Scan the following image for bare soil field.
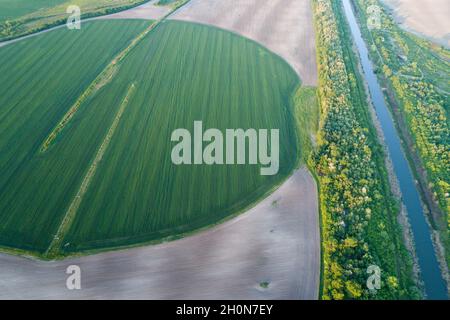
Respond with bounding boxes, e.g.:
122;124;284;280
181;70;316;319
0;168;319;299
382;0;450;47
170;0;318;86
2;0;320;85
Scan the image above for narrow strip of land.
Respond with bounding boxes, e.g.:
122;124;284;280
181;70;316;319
45;83;137;258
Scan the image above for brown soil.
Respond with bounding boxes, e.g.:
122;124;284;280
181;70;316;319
0;168;319;299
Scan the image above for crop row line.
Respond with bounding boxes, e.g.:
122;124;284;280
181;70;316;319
45;82;137;258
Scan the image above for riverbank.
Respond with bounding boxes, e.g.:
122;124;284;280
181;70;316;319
342;0;447;299
351;0;450;296
312;0;419;299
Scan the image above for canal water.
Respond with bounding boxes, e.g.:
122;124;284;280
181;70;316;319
342;0;447;299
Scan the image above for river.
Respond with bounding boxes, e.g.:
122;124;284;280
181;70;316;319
342;0;447;299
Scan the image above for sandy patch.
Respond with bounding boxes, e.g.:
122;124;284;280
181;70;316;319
0;168;319;300
382;0;450;47
169;0;318;86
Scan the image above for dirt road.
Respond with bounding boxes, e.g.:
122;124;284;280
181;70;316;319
97;0;170;20
0;168;319;299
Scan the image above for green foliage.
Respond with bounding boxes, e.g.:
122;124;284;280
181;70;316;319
0;0;66;21
353;0;450;269
312;0;418;299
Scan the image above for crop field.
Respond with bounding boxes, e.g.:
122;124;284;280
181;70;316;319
311;0;421;299
0;20;149;253
0;0;149;41
0;0;66;21
0;20;300;256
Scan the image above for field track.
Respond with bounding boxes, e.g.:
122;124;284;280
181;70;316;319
0;168;319;299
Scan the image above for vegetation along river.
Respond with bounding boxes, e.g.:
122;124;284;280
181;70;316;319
342;0;447;299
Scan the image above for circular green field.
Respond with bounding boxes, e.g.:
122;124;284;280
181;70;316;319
0;20;301;255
